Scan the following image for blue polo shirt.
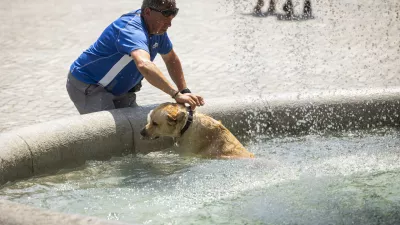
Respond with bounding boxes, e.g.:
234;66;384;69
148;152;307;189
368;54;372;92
70;9;173;96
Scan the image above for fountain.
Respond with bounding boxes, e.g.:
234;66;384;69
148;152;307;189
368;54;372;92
1;88;400;224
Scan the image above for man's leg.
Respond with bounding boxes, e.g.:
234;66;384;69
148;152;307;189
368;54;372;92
66;72;115;114
266;0;276;15
254;0;265;14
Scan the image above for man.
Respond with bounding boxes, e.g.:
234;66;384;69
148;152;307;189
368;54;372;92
66;0;204;114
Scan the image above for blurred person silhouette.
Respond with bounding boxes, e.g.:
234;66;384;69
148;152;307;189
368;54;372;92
66;0;204;114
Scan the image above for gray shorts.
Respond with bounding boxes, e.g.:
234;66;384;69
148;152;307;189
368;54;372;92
66;72;138;114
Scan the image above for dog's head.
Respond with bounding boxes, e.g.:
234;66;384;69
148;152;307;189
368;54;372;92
140;103;188;139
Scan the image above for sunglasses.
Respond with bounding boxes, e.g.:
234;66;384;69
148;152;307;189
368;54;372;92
149;7;179;17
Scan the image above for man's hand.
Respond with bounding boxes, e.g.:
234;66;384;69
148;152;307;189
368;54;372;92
174;93;205;110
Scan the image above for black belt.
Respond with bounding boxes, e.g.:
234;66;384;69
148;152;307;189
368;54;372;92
128;80;142;93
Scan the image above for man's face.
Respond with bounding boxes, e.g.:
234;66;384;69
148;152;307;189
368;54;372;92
146;6;178;35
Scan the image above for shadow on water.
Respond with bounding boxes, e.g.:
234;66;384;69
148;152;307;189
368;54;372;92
116;153;201;188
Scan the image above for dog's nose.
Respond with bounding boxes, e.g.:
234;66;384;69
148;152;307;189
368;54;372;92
140;128;147;137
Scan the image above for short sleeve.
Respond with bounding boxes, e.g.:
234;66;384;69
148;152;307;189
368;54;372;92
158;32;173;55
115;21;149;55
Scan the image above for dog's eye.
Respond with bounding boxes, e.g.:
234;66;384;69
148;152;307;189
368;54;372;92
152;121;158;126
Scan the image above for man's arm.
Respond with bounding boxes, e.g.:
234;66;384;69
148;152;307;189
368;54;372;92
130;49;204;109
131;49;177;97
161;49;186;91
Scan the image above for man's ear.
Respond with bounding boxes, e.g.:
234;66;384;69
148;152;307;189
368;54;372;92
143;7;151;16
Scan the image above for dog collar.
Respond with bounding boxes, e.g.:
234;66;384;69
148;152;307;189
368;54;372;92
180;107;193;136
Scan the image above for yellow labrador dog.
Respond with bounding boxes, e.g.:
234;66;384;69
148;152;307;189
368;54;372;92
140;102;254;159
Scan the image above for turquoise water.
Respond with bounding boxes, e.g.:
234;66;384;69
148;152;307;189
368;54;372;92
1;129;400;224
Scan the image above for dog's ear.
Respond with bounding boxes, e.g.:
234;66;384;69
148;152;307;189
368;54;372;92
176;111;186;122
167;111;186;125
167;114;177;125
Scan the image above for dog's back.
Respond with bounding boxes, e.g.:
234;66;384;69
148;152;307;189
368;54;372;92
177;113;254;159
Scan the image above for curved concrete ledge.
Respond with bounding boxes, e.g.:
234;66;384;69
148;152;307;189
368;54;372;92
0;110;135;185
0;87;400;224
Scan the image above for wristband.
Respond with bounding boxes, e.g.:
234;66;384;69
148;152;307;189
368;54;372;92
172;91;180;99
180;88;191;94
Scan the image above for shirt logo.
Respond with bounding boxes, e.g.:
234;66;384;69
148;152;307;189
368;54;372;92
152;43;159;49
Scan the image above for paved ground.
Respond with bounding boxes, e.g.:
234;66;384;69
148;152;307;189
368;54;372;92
1;0;399;132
